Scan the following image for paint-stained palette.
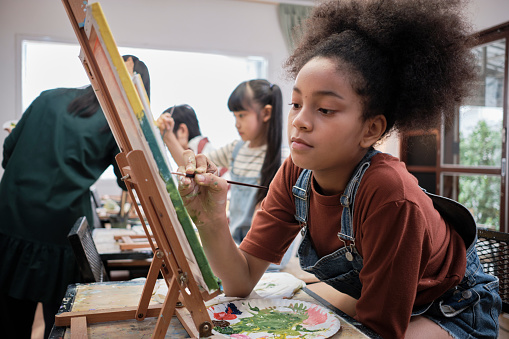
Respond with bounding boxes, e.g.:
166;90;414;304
207;298;341;338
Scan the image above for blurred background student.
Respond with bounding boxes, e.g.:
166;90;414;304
0;55;150;339
158;79;293;269
158;104;227;177
159;104;213;158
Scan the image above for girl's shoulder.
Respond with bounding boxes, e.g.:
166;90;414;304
235;141;267;156
360;152;426;204
39;87;79;99
215;140;238;155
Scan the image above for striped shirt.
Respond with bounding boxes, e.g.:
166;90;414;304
206;141;290;177
206;140;266;178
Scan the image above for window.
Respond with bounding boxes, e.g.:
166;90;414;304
439;30;507;232
401;23;509;232
22;39;267;178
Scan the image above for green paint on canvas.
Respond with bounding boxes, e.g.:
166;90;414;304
138;110;219;291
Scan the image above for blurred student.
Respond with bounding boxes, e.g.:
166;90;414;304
0;55;150;339
159;79;287;245
158;104;227;177
158;104;216;159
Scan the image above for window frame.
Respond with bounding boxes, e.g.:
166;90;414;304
438;22;509;232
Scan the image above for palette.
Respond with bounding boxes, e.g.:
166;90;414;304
207;298;341;338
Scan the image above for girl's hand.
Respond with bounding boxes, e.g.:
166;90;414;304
177;150;229;227
157;113;175;137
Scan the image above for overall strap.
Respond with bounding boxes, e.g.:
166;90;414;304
292;169;312;233
230;140;245;171
232;140;244;159
339;148;380;242
292;148;380;237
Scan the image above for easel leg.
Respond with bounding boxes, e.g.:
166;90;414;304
136;253;163;320
70;316;87;339
152;278;180;339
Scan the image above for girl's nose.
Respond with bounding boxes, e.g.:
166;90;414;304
292;107;312;131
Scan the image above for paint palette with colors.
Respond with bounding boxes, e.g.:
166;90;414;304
207;298;341;338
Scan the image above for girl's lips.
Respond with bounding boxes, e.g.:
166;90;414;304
291;137;312;150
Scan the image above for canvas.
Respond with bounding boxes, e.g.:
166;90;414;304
76;2;219;293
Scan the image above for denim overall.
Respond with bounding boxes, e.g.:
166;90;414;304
292;148;501;338
229;141;260;244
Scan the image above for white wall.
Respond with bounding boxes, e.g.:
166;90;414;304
0;0;508;191
467;0;509;32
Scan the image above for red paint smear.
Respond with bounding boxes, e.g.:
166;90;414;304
303;306;328;326
213;307;237;321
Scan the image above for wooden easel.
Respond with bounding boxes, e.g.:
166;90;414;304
56;1;221;337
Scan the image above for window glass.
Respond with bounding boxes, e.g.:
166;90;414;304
442;39;504;167
441;173;500;230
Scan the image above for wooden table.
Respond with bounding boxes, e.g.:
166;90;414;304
93;226;153;260
49;279;380;338
92;227;154;279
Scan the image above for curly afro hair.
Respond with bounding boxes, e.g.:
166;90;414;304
285;0;478;136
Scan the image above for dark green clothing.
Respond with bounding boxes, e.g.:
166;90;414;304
0;87;123;304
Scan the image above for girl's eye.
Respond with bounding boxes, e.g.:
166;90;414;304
289;103;301;109
318;108;334;115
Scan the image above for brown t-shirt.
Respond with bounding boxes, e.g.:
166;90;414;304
240;153;467;338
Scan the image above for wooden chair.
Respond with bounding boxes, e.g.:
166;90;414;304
68;216;109;282
477;227;509;313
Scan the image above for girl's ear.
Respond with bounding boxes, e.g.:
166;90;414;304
176;123;190;148
261;104;272;123
360;115;387;148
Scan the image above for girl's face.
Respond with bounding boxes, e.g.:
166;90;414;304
288;57;376;193
233;106;270;148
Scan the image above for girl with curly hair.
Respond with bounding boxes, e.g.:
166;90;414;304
176;0;501;337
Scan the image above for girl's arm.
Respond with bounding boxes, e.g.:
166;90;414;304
157;113;186;166
178;150;269;296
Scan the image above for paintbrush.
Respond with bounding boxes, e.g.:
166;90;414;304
171;172;268;190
